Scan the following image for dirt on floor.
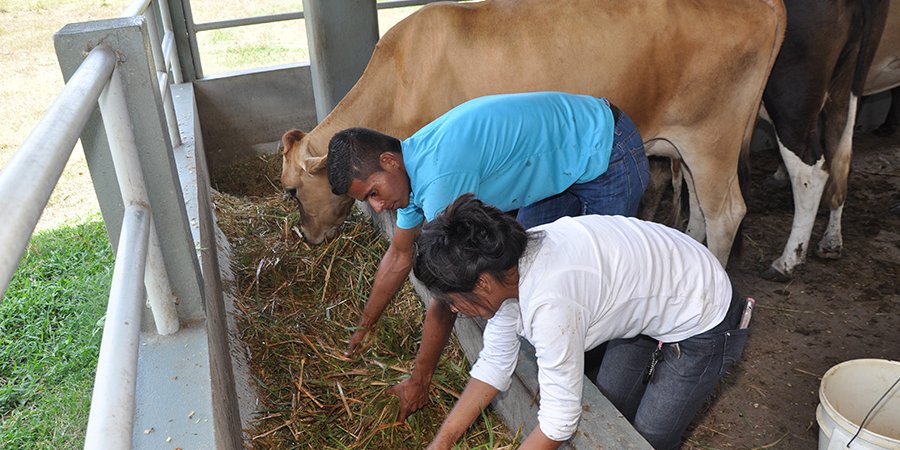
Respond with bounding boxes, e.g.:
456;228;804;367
682;131;900;449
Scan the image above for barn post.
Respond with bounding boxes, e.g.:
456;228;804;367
302;0;379;121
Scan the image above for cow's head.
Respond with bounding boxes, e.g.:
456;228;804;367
280;129;355;244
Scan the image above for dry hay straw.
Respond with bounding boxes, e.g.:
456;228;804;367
214;179;517;449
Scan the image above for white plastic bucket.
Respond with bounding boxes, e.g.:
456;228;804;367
817;358;900;450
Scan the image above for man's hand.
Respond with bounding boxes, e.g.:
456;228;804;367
346;226;420;356
387;376;431;421
346;326;371;356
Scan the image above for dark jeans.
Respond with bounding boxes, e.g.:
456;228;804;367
516;107;649;228
593;290;750;450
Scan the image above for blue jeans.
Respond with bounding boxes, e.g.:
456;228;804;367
516;108;649;228
593;290;750;450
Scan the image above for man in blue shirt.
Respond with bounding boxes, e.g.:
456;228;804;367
326;91;649;420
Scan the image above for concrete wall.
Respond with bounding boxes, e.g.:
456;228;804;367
194;64;319;177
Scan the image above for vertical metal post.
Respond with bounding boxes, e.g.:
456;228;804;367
83;204;151;450
56;18;206;327
156;0;184;83
98;56;180;335
302;0;379;121
142;5;182;147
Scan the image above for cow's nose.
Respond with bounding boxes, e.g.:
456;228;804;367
285;187;297;199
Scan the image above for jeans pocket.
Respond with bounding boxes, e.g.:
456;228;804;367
667;327;750;378
721;328;750;374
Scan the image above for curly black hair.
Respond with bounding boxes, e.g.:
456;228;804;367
413;194;534;302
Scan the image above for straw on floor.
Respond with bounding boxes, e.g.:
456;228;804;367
214;184;516;449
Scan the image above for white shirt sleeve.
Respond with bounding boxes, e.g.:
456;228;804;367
470;301;521;391
528;298;588;442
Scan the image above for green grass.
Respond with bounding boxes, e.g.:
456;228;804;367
0;216;113;449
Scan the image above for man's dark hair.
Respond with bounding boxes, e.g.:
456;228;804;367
413;194;532;303
327;128;402;195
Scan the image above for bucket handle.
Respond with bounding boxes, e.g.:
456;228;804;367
827;426;856;450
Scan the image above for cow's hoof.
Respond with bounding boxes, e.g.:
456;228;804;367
761;265;792;282
890;202;900;216
815;246;842;260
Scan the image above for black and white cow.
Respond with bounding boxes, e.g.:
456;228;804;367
760;0;891;280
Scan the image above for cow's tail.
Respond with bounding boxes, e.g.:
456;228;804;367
851;0;890;96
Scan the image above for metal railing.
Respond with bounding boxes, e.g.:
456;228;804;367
0;42;179;447
183;0;457;79
124;0;183;146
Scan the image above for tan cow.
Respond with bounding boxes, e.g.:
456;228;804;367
282;0;786;265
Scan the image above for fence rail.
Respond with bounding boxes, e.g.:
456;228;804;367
124;0;183;146
84;204;151;449
183;0;459;78
0;46;117;300
1;32;185;448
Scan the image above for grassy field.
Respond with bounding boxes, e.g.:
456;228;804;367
0;1;128;447
0;217;113;449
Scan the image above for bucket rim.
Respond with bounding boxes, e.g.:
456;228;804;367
818;358;900;445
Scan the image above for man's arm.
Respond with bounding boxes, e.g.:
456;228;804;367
347;225;419;355
388;299;457;420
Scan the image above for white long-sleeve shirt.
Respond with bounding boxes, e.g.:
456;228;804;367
469;215;732;441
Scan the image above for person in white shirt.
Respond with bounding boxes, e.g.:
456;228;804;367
412;194;750;450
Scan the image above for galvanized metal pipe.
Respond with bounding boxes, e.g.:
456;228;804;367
83;204;151;450
156;0;183;83
376;0;448;9
193;11;304;32
0;46;117;301
161;31;183;84
144;5;165;69
145;7;182;147
99;61;180;335
122;0;150;18
188;0;447;33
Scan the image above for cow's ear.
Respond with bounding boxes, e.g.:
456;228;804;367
281;129;305;154
302;155;328;174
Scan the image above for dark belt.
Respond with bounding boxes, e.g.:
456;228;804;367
609;103;622;124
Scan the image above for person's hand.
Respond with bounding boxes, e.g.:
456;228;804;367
345;326;371;357
387;376;430;421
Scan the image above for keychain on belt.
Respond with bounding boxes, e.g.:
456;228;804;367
644;341;664;384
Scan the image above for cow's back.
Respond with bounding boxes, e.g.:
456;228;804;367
373;0;785;154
